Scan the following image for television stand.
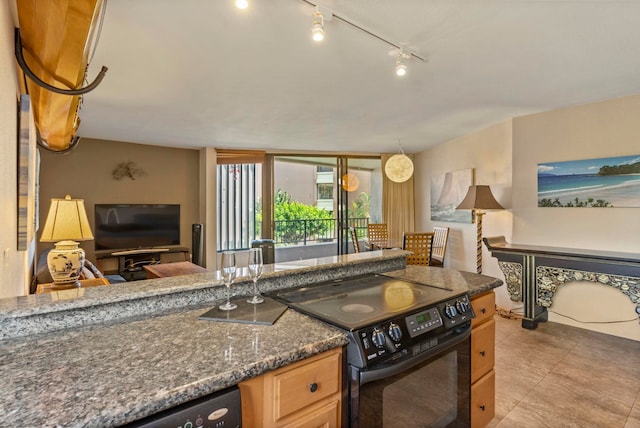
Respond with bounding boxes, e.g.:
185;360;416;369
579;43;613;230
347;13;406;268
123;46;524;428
111;248;171;256
96;247;190;281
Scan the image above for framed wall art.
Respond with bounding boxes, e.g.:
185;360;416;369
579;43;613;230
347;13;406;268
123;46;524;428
538;154;640;208
17;94;36;250
430;168;474;223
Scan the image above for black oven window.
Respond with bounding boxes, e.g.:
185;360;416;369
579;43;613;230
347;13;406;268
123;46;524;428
358;349;466;428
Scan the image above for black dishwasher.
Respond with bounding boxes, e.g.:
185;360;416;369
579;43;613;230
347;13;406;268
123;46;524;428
126;386;241;428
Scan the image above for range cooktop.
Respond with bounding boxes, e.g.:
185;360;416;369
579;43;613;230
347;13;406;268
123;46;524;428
272;274;467;331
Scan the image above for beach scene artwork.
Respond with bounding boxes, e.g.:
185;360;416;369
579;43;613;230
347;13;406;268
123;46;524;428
538;154;640;207
431;168;473;223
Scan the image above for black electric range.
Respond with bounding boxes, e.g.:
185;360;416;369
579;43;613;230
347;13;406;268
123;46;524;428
272;273;474;368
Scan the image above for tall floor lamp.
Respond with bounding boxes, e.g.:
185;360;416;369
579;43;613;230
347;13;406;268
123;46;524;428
456;185;503;274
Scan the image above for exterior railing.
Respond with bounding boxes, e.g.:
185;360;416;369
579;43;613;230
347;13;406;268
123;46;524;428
274;217;369;246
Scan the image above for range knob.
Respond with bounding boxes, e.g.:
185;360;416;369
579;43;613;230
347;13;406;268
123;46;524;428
444;304;458;319
371;328;386;348
455;300;469;314
388;323;403;342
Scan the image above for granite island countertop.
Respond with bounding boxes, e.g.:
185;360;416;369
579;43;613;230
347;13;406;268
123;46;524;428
0;253;502;427
0;303;348;427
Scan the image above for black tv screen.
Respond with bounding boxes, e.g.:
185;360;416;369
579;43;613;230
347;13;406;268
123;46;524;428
94;204;180;251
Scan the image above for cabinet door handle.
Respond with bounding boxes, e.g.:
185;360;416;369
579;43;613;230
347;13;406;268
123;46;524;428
309;382;318;393
480;308;486;314
480;405;486;411
480;350;486;357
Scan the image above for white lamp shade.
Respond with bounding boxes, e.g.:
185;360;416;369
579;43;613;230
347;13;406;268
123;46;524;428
40;195;94;242
384;154;414;183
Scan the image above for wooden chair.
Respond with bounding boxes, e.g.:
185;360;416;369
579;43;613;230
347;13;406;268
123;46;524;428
350;227;361;253
429;226;450;267
403;232;434;265
367;223;389;250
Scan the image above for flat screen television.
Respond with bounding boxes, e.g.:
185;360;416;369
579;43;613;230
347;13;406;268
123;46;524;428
94;204;180;251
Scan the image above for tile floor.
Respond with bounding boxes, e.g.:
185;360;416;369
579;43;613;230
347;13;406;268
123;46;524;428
488;314;640;427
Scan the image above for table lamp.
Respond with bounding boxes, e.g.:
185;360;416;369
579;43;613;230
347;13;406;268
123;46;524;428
456;185;503;274
40;195;94;287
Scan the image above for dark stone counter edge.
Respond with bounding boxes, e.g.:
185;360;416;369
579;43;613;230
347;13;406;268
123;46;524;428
484;236;640;264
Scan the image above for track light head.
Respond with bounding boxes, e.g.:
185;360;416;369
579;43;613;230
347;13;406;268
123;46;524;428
312;10;325;42
395;49;411;77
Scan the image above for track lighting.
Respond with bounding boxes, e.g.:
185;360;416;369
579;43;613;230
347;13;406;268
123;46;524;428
395;50;411;77
395;59;407;77
301;1;426;77
312;9;324;42
235;0;248;9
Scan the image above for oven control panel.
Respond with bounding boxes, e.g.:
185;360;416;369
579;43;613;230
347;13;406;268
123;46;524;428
405;307;443;338
438;294;475;328
348;294;475;368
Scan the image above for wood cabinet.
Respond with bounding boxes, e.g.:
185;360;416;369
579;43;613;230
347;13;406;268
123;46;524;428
470;291;496;428
240;347;343;428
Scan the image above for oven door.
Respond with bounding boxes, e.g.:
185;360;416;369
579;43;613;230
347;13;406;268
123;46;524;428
349;327;471;428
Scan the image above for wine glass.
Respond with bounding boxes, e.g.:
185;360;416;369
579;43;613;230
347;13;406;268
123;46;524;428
246;248;264;304
219;252;238;311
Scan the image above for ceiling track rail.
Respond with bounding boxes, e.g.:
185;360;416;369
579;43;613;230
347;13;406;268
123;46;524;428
299;0;426;62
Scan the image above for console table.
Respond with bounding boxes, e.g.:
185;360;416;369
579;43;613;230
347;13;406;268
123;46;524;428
483;236;640;329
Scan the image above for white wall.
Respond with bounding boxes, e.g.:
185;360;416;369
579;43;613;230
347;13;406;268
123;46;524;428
512;95;640;251
0;1;32;298
414;120;514;311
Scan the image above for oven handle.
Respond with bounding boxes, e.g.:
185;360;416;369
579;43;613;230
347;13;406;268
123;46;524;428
359;325;471;386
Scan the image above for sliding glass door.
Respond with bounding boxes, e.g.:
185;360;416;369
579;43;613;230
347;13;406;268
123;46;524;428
273;156;381;261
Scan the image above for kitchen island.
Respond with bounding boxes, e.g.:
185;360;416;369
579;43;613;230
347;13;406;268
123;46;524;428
0;251;502;427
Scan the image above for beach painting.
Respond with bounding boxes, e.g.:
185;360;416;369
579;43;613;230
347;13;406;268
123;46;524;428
431;168;473;223
538;154;640;208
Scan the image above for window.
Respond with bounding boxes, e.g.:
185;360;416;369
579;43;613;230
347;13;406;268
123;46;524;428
317;183;333;200
216;150;265;252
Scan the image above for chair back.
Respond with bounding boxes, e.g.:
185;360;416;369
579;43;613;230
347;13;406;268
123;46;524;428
429;226;450;267
367;223;388;250
350;227;361;253
403;232;434;265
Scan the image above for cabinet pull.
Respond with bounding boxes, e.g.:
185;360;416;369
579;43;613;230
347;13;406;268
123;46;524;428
480;350;486;357
309;382;318;393
480;405;486;411
480;308;486;314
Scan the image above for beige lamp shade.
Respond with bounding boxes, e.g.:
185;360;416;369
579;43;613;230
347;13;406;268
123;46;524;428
384;154;414;183
40;195;94;242
456;185;504;211
456;185;503;274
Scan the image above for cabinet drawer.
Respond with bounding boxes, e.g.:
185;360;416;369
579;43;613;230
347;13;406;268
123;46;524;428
471;369;495;428
471;292;495;327
273;351;341;421
471;318;495;383
281;399;340;428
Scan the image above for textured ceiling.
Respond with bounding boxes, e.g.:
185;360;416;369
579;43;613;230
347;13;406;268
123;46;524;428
78;0;640;154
